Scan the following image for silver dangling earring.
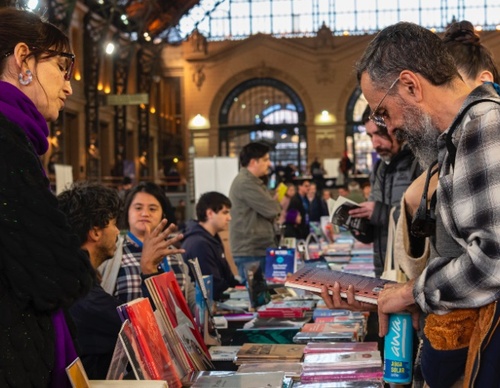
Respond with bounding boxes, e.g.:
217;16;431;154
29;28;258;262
18;69;33;86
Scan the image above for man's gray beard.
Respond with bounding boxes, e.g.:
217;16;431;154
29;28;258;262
394;103;440;169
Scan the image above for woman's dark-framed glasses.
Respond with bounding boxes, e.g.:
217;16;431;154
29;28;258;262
44;49;75;81
368;77;399;127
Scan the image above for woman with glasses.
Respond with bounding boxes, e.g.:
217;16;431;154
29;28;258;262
0;8;91;388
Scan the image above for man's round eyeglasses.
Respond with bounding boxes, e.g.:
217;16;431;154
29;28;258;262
368;77;399;127
3;48;75;81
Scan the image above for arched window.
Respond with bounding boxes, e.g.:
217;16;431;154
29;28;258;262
219;78;307;180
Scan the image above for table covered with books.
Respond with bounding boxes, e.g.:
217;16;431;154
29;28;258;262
69;234;392;387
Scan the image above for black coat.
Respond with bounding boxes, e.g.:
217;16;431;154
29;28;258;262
0;114;92;387
69;262;123;380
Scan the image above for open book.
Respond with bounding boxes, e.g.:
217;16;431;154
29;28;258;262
284;266;394;304
331;196;370;235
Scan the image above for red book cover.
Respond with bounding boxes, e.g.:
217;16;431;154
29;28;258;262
125;298;182;387
257;310;306;318
150;272;210;356
284;267;394;304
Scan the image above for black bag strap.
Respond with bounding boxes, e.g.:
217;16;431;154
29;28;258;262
446;98;500;168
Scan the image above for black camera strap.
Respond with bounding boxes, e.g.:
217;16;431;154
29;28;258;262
411;160;438;238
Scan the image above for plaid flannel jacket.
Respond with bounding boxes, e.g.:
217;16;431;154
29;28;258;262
414;83;500;314
114;233;190;304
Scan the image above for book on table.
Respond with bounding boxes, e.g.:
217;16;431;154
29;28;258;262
208;346;241;362
237;362;303;379
284;266;394;305
303;341;379;354
188;258;221;347
234;343;305;365
292;331;357;343
191;371;285;388
330;196;370;236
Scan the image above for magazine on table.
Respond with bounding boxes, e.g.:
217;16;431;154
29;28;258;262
330;196;370;236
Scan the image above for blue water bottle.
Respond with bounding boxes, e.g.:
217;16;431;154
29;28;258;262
384;312;414;384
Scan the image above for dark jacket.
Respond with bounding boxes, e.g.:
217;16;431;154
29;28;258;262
355;145;420;277
69;255;123;380
288;193;310;239
308;195;329;222
182;220;239;300
0;114;92;387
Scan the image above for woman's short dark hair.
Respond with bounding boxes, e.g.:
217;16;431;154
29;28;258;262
196;192;232;222
0;8;72;76
121;182;176;229
57;182;121;246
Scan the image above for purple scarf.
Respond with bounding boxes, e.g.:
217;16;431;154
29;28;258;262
0;80;49;155
50;309;78;388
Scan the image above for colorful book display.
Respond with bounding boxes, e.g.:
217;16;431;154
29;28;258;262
115;298;182;386
144;271;214;372
284;266;394;304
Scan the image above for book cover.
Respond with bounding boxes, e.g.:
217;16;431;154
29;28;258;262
147;271;210;356
303;351;381;367
303;342;379;354
194;275;213;329
300;366;384;383
124;298;182;387
237;362;303;378
208;346;241;361
66;358;90;388
301;322;361;340
236;343;305;361
260;299;316;311
292;331;357;343
330;196;370;235
118;320;147;380
265;248;296;281
145;277;194;375
188;258;221;347
243;316;311;329
191;371;285;388
284;266;394;304
106;322;130;380
232;327;301;345
292;381;383;388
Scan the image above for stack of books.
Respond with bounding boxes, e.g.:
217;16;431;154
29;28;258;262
300;342;383;384
190;371;286;388
233;314;311;345
256;299;316;318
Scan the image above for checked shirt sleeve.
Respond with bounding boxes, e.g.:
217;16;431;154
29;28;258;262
414;102;500;314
